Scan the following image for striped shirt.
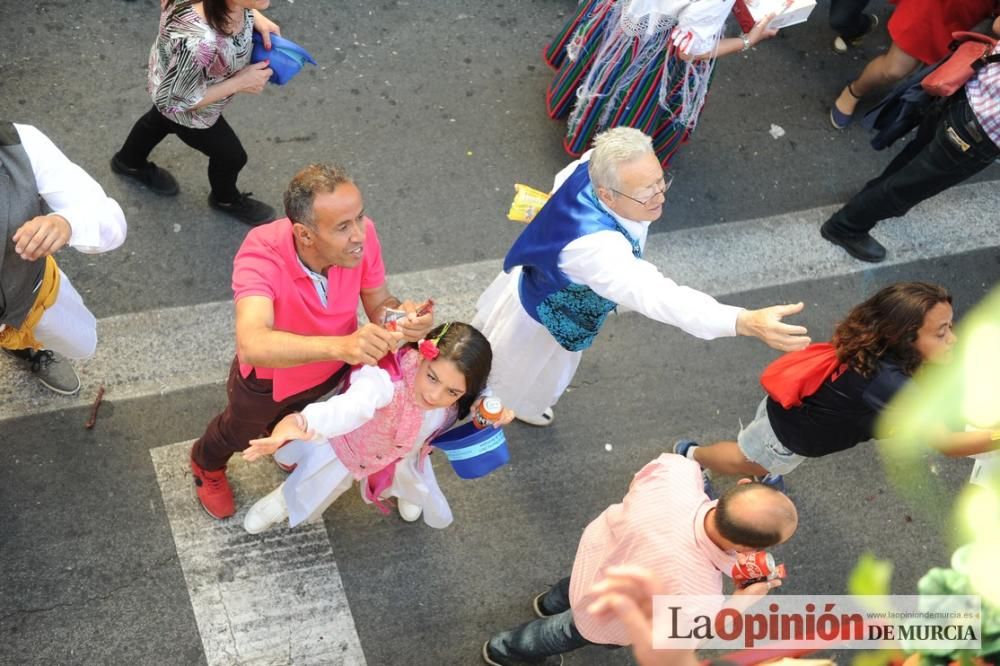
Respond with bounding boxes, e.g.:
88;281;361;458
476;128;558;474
147;2;253;129
569;454;736;645
967;43;1000;149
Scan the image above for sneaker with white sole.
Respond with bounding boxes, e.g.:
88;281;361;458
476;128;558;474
244;484;290;534
3;348;81;395
832;13;879;54
532;592;555;618
515;407;554;427
397;498;423;522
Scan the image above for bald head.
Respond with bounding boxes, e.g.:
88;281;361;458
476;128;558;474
714;482;798;549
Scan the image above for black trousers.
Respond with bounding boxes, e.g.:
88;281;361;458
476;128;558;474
117;105;247;202
827;93;1000;235
829;0;872;41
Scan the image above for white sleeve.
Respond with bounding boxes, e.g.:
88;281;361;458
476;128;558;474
299;365;395;439
15;124;127;254
560;231;742;339
674;0;731;55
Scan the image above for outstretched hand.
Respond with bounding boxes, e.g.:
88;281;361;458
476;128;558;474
587;566;699;666
736;302;810;352
242;413;315;462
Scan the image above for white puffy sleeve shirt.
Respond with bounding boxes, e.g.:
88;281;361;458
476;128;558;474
299;365;395;440
15;123;127;254
554;153;741;340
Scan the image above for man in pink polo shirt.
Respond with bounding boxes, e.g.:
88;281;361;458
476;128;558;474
190;163;434;519
482;454;798;665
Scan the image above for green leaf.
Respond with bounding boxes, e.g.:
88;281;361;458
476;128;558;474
849;552;894;597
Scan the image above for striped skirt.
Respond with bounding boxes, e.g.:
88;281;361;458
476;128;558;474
544;0;704;168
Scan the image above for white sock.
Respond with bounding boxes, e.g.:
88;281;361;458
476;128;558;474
685;445;699;461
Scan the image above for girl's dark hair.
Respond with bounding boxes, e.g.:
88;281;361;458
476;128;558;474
832;281;952;378
414;322;493;419
166;0;238;36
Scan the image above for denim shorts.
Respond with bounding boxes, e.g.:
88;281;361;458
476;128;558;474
736;398;805;476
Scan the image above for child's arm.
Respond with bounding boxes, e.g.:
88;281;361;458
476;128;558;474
300;365;394;438
929;429;1000;458
243;412;314;462
242;365;394;462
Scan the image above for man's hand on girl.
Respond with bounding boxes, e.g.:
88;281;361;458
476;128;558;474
342;323;403;366
243;413;314;462
396;299;435;342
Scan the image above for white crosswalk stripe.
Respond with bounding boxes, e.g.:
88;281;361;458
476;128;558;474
151;441;367;666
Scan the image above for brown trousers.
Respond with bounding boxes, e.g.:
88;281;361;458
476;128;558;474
191;357;350;470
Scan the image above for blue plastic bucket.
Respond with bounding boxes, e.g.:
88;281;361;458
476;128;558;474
431;422;510;479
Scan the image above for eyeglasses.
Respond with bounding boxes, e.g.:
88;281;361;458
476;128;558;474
611;172;674;206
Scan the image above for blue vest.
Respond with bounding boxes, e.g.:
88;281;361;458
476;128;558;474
503;162;641;352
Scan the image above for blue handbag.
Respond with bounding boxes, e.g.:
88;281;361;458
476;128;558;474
251;32;317;85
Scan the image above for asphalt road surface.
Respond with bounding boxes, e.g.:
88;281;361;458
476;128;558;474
1;1;998;665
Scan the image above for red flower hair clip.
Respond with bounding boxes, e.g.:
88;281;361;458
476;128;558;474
418;339;439;360
418;322;451;361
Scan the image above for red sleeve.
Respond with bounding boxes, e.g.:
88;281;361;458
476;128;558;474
360;219;387;290
232;232;279;302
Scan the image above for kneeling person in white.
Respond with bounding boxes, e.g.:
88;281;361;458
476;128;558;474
473;127;810;426
241;322;513;533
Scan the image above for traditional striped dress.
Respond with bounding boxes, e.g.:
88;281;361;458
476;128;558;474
544;0;735;167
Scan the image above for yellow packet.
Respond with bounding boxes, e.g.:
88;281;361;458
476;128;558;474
507;184;551;224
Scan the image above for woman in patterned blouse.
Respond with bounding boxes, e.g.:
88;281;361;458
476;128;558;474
111;0;280;226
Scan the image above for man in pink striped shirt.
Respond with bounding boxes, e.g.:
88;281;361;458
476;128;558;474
483;454;798;665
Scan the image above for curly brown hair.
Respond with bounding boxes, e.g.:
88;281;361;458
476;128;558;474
832;282;952;379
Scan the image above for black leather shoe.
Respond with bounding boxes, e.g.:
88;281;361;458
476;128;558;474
208;192;276;227
110;153;179;195
482;640;563;666
820;219;887;263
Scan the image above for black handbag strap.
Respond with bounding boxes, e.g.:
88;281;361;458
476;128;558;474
972;53;1000;71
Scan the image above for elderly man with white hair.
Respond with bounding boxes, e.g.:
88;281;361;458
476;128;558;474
472;127;810;427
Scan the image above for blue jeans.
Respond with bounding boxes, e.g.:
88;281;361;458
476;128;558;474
828;94;1000;235
487;577;594;664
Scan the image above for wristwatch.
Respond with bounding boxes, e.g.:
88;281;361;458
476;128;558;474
741;33;752;52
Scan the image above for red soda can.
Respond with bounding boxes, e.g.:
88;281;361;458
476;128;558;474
732;551;787;589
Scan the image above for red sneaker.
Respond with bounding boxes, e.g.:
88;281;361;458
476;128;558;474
190;457;235;519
